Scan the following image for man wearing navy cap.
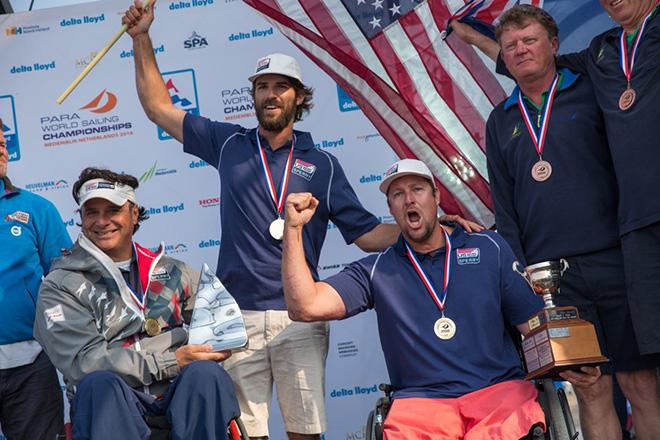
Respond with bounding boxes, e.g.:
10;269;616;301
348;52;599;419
281;158;546;439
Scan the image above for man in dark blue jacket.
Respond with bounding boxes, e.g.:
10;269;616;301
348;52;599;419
0;119;72;439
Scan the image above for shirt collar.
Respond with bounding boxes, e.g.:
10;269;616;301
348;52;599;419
503;67;579;111
251;128;315;151
0;177;17;199
394;222;469;257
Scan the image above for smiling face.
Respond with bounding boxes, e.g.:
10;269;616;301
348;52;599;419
81;198;138;261
499;20;558;86
387;175;440;247
253;74;304;133
600;0;654;30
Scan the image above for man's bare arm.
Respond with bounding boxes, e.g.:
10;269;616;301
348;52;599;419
282;193;347;322
450;20;500;62
123;0;185;142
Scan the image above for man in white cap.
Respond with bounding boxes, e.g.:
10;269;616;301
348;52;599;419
34;167;240;440
281;158;549;439
122;2;481;437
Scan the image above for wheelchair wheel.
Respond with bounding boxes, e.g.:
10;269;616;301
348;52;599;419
228;417;250;440
366;410;376;440
540;380;575;440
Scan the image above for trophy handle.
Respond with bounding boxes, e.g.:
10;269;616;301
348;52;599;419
512;261;534;290
559;259;570;275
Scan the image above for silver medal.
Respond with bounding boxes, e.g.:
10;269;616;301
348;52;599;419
269;218;285;240
434;317;457;340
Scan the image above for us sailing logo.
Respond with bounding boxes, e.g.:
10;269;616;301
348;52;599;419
456;247;480;265
159;69;200;141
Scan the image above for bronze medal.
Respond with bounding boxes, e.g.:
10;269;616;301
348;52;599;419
531;160;552;182
618;88;636;111
144;318;161;337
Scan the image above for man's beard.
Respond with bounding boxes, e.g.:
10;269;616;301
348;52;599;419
256;99;297;132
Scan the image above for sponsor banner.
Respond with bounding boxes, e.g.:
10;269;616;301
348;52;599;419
0;95;21;161
159;69;199;140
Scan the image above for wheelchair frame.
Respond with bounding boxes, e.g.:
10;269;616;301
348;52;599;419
365;381;578;440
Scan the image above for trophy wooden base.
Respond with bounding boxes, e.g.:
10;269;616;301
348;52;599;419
523;306;609;380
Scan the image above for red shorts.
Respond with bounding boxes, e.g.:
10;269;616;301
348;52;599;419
383;380;545;440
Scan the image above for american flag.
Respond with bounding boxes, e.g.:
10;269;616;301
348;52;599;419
241;0;546;226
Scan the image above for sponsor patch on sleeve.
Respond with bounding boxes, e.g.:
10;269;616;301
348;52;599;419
291;158;317;181
456;247;480;265
5;211;30;224
44;304;65;330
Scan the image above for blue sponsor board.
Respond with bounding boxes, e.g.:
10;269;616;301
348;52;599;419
336;85;358;112
159;69;200;141
0;95;21;162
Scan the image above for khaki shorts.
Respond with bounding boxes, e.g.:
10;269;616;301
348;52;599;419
223;310;329;436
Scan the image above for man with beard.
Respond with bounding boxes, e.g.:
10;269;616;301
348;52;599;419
0;119;72;440
123;1;478;438
280;159;546;439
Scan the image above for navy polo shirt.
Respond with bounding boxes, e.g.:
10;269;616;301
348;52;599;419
498;9;660;235
325;226;544;399
183;114;380;310
485;68;620;266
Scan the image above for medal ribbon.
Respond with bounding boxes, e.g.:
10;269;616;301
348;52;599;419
125;243;145;311
404;227;452;313
619;7;655;85
256;132;295;217
516;73;560;159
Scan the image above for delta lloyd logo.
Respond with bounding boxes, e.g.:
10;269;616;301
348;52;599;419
0;95;21;161
24;180;69;193
169;0;214;10
39;89;133;147
337;85;358;112
60;13;105;27
80;89;117;114
329;384;378;398
159;69;200;140
139;161;177;182
228;26;273;42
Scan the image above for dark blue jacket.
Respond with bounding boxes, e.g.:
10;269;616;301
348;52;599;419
486;69;620;265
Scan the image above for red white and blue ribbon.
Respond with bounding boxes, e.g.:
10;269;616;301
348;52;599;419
126;243;145;311
619;7;655;85
256;132;295;218
404;227;452;313
516;73;560;159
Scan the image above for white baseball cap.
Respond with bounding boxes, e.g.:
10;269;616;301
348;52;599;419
379;159;436;194
248;53;304;84
77;178;137;207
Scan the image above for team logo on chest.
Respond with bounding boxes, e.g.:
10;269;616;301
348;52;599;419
456;247;480;265
291;158;317;181
150;267;171;281
5;210;30;224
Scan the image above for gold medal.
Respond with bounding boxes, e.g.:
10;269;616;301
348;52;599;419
531;160;552;182
144;318;161;337
618;88;636;111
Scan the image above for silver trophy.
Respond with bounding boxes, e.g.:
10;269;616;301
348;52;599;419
512;259;569;308
512;259;608;379
188;264;249;351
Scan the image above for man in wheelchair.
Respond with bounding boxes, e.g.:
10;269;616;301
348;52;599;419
34;167;240;440
281;159;549;439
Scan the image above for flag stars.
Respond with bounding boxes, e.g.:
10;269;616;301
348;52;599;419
389;2;401;15
369;15;382;28
357;0;366;5
372;0;384;10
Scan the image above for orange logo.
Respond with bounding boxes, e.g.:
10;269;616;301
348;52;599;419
80;89;117;113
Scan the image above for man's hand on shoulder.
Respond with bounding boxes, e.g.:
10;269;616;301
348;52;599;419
122;0;156;39
175;344;231;369
285;193;319;230
439;214;485;233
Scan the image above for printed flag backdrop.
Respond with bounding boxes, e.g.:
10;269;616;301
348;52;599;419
0;0;612;438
